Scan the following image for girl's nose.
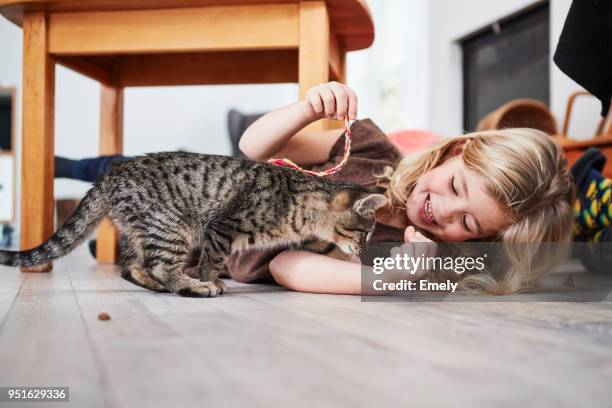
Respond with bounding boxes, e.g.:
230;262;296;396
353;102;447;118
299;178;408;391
437;196;467;225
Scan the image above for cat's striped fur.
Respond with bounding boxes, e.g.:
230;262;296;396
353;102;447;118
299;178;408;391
0;152;388;297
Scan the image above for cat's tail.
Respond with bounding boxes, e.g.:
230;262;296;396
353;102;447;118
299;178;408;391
0;185;107;267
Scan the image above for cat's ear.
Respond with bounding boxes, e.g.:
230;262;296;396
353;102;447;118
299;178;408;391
353;194;388;217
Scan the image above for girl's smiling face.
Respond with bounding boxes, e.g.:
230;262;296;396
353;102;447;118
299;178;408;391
405;142;509;242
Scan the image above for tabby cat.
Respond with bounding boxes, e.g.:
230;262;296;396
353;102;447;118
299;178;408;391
0;152;388;297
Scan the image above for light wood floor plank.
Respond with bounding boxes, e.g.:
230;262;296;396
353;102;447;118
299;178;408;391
64;249;264;408
140;292;406;407
248;291;612;406
0;258;105;408
0;264;27;332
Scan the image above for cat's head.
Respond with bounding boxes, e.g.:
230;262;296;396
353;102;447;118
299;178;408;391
316;188;389;257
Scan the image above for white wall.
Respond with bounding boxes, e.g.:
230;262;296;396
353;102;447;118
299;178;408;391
347;0;429;131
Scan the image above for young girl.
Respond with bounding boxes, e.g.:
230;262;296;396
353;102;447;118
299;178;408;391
230;81;577;295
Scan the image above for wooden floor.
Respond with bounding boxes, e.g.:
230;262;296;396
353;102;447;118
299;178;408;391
1;245;612;408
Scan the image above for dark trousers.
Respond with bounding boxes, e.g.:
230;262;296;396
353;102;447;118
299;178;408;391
72;155;131;182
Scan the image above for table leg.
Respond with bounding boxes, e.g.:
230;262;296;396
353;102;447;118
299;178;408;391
96;84;124;264
336;49;346;84
298;1;334;131
20;11;55;273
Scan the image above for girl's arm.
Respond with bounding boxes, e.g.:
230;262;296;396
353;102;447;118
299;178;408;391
269;227;436;295
269;249;363;295
238;82;358;165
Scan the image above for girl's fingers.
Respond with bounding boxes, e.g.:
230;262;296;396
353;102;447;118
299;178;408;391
416;232;435;258
308;92;324;115
415;231;433;242
329;82;348;120
318;86;336;118
405;226;435;244
306;82;358;120
423;239;437;257
334;91;348;120
403;226;410;243
404;225;416;243
399;243;415;262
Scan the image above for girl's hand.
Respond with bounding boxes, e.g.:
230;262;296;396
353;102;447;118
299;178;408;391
302;81;358;121
404;225;435;245
387;226;438;281
404;225;438;266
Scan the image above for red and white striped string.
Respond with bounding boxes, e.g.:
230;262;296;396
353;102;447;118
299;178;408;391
267;118;352;177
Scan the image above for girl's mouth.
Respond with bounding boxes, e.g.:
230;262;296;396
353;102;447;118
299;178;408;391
420;194;437;226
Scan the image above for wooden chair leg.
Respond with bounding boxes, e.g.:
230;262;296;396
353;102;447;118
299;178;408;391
96;84;123;264
298;1;337;131
328;33;347;130
20;11;55;273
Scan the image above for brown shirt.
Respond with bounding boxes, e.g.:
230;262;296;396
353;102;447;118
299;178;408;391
225;118;406;283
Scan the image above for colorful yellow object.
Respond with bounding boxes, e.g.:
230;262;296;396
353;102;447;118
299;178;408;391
586;180;597;198
583;210;595;228
573;167;612;241
602;188;610;203
590;199;600;216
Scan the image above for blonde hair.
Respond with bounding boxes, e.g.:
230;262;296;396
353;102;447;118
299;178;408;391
381;128;576;295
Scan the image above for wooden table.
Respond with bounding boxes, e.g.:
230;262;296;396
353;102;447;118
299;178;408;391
0;0;374;271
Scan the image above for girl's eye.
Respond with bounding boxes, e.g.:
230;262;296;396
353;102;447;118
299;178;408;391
450;176;471;232
462;215;471;232
449;176;458;195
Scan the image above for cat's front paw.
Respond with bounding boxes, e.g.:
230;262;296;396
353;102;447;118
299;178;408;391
213;278;227;294
177;281;223;298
